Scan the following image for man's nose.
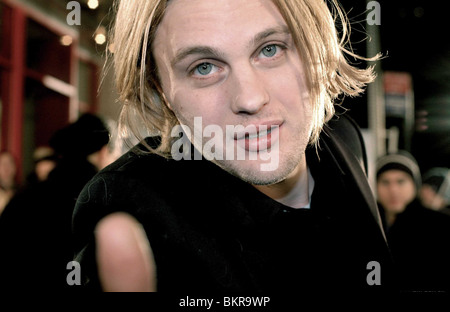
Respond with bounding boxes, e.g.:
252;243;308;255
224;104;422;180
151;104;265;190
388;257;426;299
230;66;270;115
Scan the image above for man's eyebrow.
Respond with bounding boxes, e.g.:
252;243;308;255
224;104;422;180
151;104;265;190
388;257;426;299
249;25;291;48
171;46;225;67
171;25;291;67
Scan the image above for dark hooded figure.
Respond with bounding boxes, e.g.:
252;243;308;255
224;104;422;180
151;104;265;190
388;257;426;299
376;151;450;292
0;113;110;292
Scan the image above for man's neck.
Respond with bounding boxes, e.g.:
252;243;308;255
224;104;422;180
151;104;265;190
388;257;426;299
253;158;311;209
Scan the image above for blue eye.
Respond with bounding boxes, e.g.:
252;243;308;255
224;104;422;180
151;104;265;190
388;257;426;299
261;44;278;58
195;63;214;75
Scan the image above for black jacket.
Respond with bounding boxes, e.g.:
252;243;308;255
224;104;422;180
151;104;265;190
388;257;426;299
380;199;450;292
73;113;394;293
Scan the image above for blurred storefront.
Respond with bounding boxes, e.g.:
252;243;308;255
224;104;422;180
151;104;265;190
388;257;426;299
0;0;116;181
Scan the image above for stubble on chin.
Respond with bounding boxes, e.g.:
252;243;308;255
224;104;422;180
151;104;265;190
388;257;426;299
211;149;304;186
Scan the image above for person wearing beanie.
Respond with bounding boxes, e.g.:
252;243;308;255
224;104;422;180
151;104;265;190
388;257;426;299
0;113;115;292
376;151;450;292
376;151;422;227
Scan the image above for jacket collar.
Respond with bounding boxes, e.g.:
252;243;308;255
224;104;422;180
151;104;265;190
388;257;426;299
321;125;387;241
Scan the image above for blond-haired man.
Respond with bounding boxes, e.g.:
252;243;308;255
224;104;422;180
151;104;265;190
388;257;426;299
73;0;393;294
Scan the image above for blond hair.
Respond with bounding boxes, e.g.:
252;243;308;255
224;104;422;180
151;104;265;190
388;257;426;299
111;0;379;157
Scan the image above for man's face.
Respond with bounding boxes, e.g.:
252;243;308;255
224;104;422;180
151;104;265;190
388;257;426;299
153;0;313;185
377;170;416;214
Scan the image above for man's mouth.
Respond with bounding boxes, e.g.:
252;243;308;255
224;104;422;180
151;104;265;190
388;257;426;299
234;122;282;152
245;127;273;140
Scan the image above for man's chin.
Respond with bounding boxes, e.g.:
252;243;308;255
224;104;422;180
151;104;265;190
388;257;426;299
211;158;293;186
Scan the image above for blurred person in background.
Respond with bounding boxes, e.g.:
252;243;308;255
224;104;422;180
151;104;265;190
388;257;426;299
376;151;450;292
419;167;450;213
0;151;17;216
25;146;58;187
0;113;113;292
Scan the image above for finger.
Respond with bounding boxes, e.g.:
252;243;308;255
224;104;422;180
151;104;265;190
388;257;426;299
95;212;157;292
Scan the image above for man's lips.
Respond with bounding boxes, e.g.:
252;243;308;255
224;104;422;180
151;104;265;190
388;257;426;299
234;121;283;152
233;121;283;140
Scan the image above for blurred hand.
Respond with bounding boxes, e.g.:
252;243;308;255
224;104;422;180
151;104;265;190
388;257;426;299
95;212;157;292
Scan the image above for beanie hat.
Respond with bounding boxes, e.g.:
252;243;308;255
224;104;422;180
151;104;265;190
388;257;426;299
50;114;110;158
376;151;422;191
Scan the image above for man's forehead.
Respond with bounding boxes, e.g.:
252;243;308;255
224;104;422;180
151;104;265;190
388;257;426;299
380;170;413;179
154;0;287;53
